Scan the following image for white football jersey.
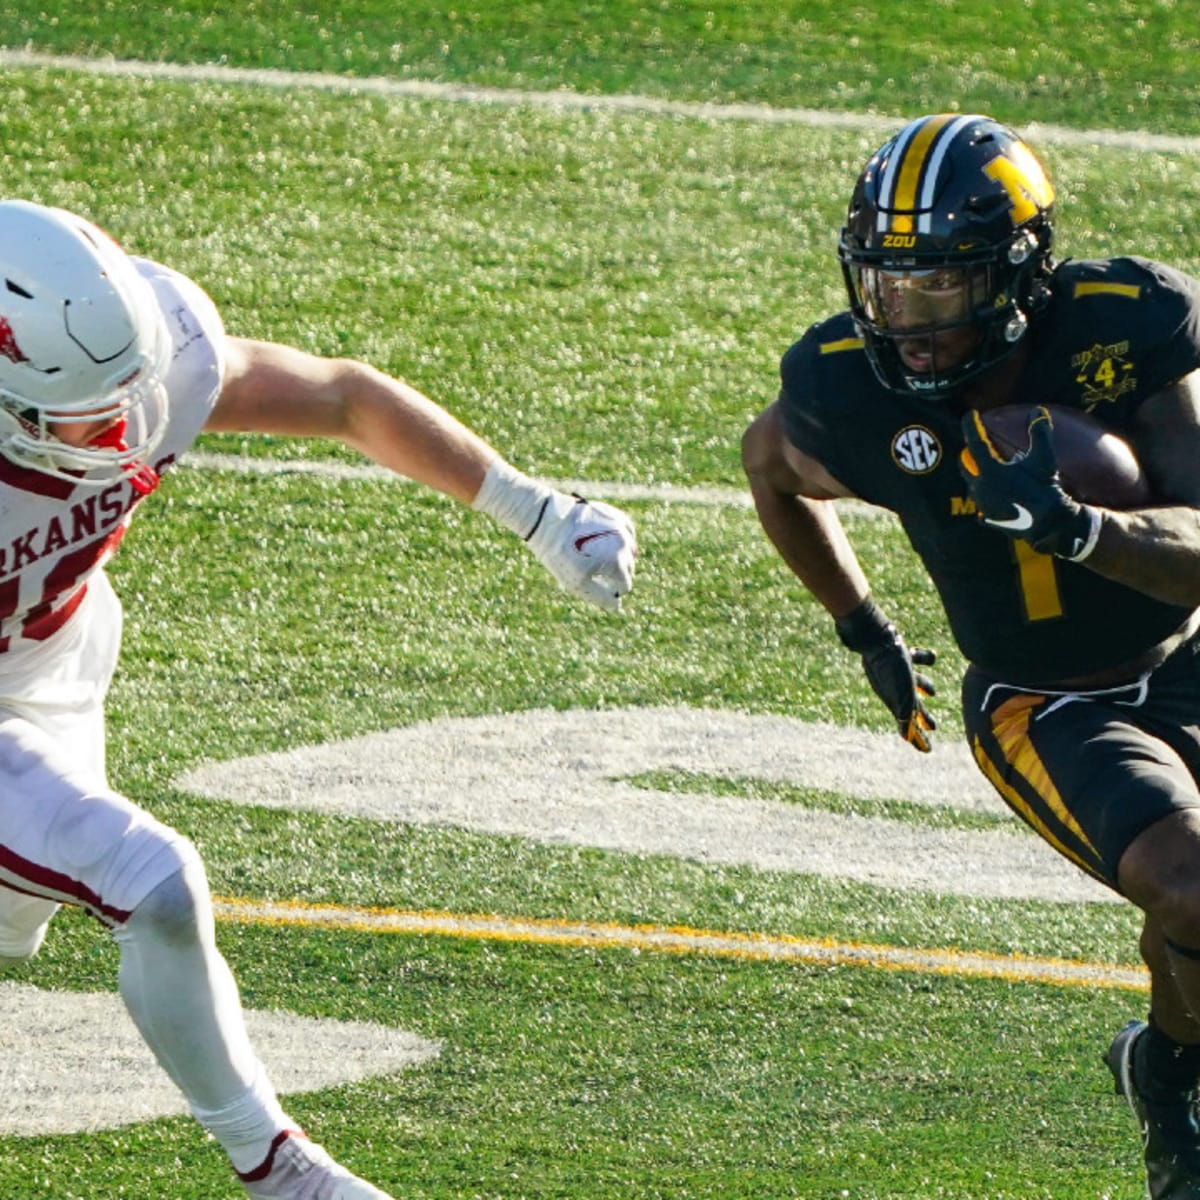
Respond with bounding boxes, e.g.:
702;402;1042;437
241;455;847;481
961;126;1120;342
0;258;225;671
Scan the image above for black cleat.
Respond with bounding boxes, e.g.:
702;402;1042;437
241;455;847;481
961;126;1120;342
1106;1020;1200;1199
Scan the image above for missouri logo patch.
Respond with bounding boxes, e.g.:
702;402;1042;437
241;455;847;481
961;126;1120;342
891;425;942;474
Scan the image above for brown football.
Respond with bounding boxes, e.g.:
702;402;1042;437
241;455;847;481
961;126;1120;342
976;403;1152;508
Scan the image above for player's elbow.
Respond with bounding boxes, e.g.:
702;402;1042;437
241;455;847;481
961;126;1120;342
741;408;777;484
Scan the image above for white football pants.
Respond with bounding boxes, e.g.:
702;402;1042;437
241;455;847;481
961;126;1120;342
0;574;289;1169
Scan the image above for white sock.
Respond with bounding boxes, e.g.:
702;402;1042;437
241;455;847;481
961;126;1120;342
191;1067;296;1174
113;863;291;1172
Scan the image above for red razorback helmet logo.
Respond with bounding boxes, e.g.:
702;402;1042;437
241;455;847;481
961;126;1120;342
0;316;28;365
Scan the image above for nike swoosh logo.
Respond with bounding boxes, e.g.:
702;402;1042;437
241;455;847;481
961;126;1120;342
573;530;619;553
986;504;1034;532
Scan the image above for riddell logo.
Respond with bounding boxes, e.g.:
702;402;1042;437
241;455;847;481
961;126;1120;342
0;317;28;365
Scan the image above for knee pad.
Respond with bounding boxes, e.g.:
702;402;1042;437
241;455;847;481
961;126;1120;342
121;856;213;949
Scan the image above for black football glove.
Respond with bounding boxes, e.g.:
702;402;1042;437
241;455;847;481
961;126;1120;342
834;596;937;753
960;407;1101;561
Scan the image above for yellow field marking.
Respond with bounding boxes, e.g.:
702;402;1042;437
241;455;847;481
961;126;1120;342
213;896;1148;993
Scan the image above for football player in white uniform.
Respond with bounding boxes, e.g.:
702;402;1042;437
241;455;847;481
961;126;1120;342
0;200;637;1200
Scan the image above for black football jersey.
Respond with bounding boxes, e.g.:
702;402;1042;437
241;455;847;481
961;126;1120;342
777;256;1200;686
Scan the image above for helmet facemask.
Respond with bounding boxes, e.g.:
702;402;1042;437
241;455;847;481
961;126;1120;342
0;333;170;493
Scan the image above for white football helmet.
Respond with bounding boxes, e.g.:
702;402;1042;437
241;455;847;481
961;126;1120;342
0;200;172;488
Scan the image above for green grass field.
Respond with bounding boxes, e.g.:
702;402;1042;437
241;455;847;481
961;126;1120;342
0;5;1197;1197
3;0;1200;135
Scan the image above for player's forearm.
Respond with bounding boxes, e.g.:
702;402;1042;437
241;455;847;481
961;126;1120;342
213;342;498;504
1084;505;1200;606
748;484;870;617
337;366;497;504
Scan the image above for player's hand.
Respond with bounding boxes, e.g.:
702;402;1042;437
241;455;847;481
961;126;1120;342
834;597;936;753
473;460;637;612
960;407;1100;561
525;492;637;612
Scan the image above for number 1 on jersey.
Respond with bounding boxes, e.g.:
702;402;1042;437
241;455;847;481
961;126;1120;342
1013;538;1064;621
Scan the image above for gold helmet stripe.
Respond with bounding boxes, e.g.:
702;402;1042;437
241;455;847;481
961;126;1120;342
877;114;960;234
915;114;987;232
878;113;1035;236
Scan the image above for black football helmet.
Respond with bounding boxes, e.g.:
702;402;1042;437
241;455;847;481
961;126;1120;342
838;113;1056;397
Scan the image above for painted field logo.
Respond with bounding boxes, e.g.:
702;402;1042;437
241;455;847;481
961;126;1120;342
892;425;941;474
174;706;1111;905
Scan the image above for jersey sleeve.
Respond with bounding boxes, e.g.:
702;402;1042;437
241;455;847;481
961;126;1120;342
776;316;874;497
133;258;227;461
1130;258;1200;393
1044;257;1200;424
165;266;228;387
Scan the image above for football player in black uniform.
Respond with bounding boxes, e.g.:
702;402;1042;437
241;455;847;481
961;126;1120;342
742;112;1200;1199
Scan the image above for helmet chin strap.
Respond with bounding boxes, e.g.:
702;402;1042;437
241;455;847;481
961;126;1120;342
87;418;159;496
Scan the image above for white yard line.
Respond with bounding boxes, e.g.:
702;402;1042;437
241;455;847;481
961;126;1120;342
182;449;756;508
183;450;889;520
181;449;893;520
1;48;1198;154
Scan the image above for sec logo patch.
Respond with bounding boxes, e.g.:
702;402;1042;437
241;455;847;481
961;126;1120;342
892;426;941;474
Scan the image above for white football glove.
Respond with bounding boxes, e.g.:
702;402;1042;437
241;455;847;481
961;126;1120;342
473;459;637;612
